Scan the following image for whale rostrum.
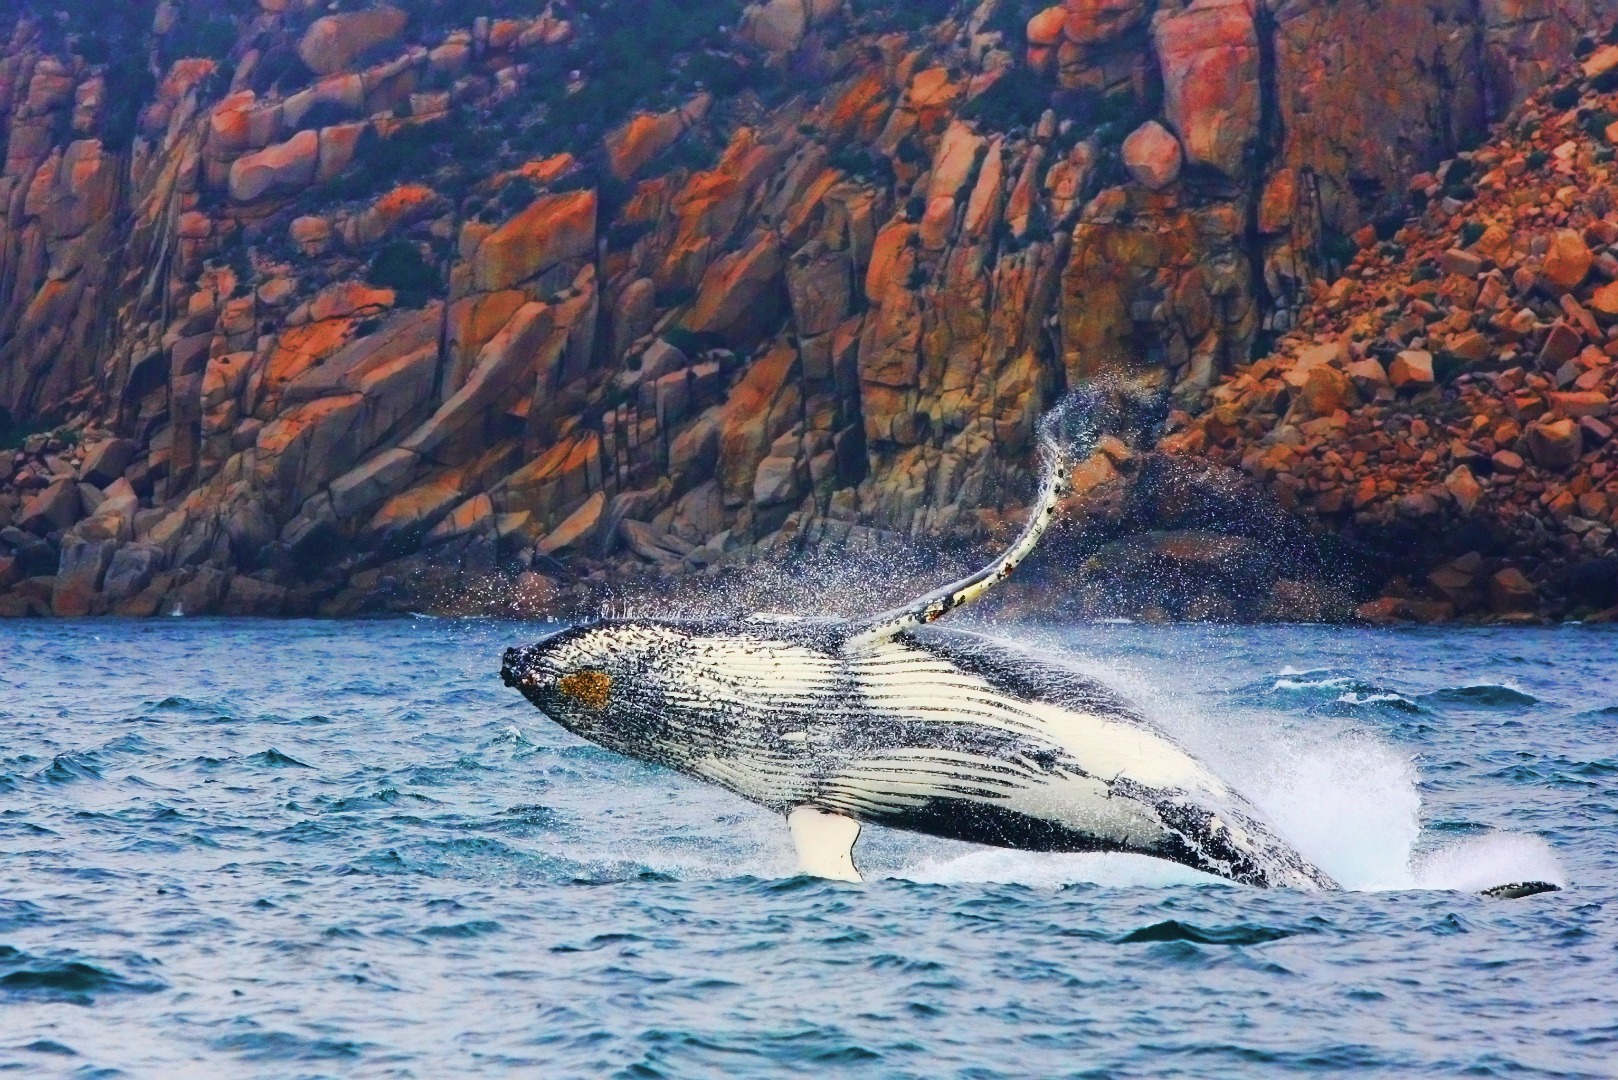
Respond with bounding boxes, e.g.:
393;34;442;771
501;387;1558;896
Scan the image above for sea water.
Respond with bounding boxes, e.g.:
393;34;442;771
0;619;1613;1077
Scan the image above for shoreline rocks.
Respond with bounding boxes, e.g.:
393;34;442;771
3;1;1618;624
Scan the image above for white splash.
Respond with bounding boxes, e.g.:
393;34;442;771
1413;833;1568;892
901;849;1222;889
880;629;1561;895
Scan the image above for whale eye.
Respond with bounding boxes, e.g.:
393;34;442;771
558;669;611;709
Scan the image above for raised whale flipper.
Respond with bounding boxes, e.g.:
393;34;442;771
845;382;1161;652
789;807;863;882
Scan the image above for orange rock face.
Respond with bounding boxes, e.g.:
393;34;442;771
1154;0;1260;178
606;110;687;181
473;190;598;292
298;6;410;76
1027;7;1067;48
1061;0;1150;46
6;0;1618;624
229;130;320;203
1542;230;1593;293
683;233;783;341
1121;120;1183;190
1389;350;1434;389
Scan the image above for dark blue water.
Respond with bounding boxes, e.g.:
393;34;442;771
1;620;1614;1078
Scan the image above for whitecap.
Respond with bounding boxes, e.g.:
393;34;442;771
1413;832;1568;892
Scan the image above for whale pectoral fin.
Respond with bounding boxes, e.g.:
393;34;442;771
788;807;863;883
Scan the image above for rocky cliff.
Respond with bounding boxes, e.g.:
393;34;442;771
0;0;1611;620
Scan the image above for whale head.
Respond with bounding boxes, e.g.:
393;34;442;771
502;621;697;763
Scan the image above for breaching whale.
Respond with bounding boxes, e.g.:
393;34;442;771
502;388;1559;897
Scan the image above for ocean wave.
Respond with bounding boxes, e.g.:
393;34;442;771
1415;685;1544;709
1117;920;1305;946
0;947;164;1005
242;748;312;769
418;919;503;939
1238;670;1422;714
145;695;236;717
31;754;103;785
1333;691;1422;710
1243;672;1559;719
209;1030;366;1063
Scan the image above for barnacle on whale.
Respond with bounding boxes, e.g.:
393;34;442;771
558;670;612;709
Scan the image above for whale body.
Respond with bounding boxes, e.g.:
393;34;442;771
502;617;1337;888
501;387;1558;896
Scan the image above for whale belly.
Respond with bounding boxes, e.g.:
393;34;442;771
806;635;1334;889
821;746;1169;854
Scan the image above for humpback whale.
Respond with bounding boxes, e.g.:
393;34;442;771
502;388;1558;896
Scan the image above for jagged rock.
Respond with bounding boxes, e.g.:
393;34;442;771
299;6;410;77
1549;391;1610;419
1488;567;1537;615
669;411;721;490
606;105;694;181
1440;248;1484;278
343;184;444;248
329;448;421;521
718;342;798;504
171;567;229;616
752;455;803;506
1539;322;1583;367
102;545;163;602
1121;121;1182;190
220;577;287;616
1542;230;1593;293
1525;417;1582;470
51;535;117;617
1346;357;1390;393
741;0;810;53
402;301;558;461
229;130;320;203
1287;364;1357;420
786;242;852;338
316;123;367;183
1028;7;1067;48
307;282;396;324
1153;0;1260;179
620;519;693;571
1389;349;1435;389
425;493;494;546
283;74;366;130
1062;0;1151;46
684;232;784;341
364;470;468;546
603;482;673;555
539;491;605;555
79;439;137;487
1445;465;1483;514
473;190;597;292
1590;280;1618;320
18;479;81;535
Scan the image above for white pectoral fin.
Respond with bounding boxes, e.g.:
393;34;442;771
844;428;1071;651
788;806;863;883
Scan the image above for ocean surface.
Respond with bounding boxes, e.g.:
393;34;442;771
0;618;1613;1078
